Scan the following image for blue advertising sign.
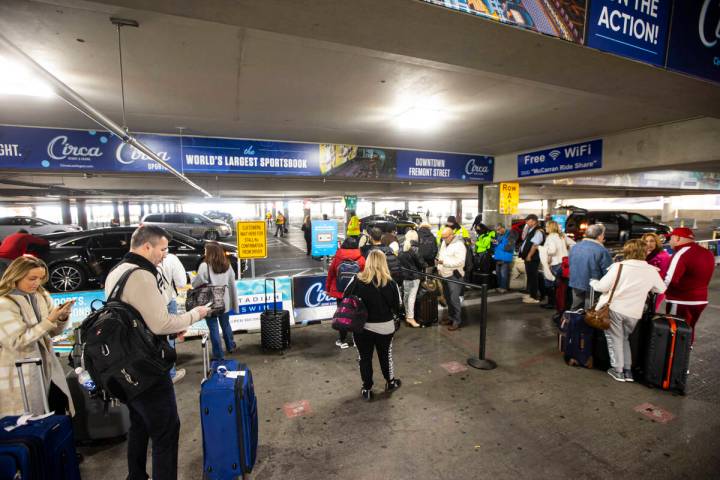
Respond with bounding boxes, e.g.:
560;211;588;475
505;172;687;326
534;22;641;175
292;275;336;309
666;1;720;84
586;0;672;66
551;214;568;233
49;289;108;353
396;151;493;182
311;220;339;257
518;139;602;178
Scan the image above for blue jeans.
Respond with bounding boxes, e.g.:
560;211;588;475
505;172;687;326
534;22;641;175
496;261;510;290
167;299;177;378
206;312;235;360
544;264;563;288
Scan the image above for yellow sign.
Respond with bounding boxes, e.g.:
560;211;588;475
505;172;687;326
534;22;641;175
236;221;267;259
499;182;520;215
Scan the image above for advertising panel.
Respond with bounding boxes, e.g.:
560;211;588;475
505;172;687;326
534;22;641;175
421;0;587;44
292;275;337;324
585;0;672;66
311;220;339;257
49;289;107;353
517;139;602;178
666;0;720;84
499;182;520;214
396;151;493;181
236;221;267;259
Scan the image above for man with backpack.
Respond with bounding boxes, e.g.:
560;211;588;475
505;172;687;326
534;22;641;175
437;227;467;331
361;227;402;281
103;226;210;480
519;214;545;304
326;237;366;348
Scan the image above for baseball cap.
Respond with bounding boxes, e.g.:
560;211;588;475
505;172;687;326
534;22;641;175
671;227;694;240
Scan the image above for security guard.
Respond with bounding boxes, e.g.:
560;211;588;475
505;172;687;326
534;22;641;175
347;211;361;238
436;216;470;245
474;224;496;254
274;212;286;237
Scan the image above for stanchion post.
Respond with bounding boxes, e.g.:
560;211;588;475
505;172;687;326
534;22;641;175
467;283;497;370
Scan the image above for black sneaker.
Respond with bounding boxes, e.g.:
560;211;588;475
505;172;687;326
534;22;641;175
361;388;373;401
385;378;402;393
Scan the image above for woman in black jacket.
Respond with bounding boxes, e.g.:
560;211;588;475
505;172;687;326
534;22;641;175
345;249;402;401
301;215;312;255
398;229;427;327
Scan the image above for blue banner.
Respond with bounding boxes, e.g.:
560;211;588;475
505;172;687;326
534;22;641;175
396;151;493;181
311;220;339;257
518;139;602;178
292;275;335;308
666;1;720;84
585;0;672;66
0;125;494;182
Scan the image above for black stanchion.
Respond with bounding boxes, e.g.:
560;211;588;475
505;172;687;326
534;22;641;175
467;283;497;370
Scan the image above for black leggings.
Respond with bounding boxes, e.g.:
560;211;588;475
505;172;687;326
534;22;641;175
354;329;395;390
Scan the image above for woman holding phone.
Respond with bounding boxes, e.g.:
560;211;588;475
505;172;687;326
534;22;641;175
0;255;76;417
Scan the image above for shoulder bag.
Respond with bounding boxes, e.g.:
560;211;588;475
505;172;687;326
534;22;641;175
585;264;623;330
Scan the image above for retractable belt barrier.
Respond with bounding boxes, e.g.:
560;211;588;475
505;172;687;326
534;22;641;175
399;268;497;371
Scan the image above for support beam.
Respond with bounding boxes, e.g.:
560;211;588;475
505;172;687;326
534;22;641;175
123;201;130;226
60;199;72;225
76;199;88;229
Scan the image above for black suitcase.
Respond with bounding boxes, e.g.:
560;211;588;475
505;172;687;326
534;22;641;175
643;314;691;394
629;293;657;380
260;278;291;350
414;288;438;327
66;371;130;444
592;330;611;371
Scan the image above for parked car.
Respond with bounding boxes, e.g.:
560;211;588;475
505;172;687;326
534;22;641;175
0;216;82;240
360;214;417;234
141;212;231;240
203;210;234;226
388;210;424;225
39;227;239;292
565;210;671;243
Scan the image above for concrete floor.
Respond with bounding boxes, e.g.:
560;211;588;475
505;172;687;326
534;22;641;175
77;269;720;479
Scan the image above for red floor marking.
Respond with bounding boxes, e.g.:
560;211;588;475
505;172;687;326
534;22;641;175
441;361;468;374
634;403;675;424
283;400;313;418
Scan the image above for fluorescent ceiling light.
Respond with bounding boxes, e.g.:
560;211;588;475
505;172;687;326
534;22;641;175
394;106;447;131
0;55;54;97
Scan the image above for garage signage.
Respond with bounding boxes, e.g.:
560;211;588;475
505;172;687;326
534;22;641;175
499;182;520;215
310;220;339;257
517;139;602;178
236;221;267;259
585;0;672;66
666;0;720;84
396;151;493;182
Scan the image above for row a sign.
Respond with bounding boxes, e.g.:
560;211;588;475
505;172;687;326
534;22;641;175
499;182;519;215
236;221;267;259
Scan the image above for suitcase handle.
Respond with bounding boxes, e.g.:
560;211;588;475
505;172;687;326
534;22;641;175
264;278;278;314
15;358;50;415
201;334;210;381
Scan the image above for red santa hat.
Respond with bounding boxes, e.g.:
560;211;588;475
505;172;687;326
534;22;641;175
671;227;694;240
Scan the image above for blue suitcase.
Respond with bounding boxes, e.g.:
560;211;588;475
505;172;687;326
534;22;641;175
558;308;595;368
0;358;81;480
0;443;32;480
200;337;258;479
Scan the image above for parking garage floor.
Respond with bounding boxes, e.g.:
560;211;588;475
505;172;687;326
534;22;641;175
75;270;720;479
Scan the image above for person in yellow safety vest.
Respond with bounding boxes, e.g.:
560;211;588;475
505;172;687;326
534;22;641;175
347;211;361;237
274;213;286;238
265;212;272;224
474;223;496;254
436;216;470;245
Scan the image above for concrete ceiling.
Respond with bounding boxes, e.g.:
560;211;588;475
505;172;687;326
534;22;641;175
0;0;718;202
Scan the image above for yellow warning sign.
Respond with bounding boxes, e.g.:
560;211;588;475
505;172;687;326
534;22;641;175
499;182;520;215
236;221;267;259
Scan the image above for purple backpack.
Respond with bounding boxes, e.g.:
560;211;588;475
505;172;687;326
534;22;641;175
331;280;368;333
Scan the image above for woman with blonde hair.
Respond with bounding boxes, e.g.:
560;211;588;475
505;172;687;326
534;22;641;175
540;220;575;309
0;255;75;416
345;250;402;401
590;239;666;382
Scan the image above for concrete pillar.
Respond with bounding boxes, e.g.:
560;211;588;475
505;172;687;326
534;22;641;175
112;201;120;223
122;201;130;226
404;200;409;212
482;184;502;229
76;199;88;229
371;202;376;215
455;200;462;224
661;197;675;222
60;199;72;225
140;203;146;218
477;185;484;219
31;206;37;218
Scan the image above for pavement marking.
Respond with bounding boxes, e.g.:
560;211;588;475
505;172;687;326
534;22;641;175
283;400;313;418
440;361;469;374
634;403;675;424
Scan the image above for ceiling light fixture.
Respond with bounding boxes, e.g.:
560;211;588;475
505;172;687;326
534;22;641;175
0;55;53;97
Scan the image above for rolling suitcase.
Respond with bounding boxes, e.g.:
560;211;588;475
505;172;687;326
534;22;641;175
260;278;291;351
558;308;594;368
414;288;439;327
629;293;657;381
200;336;258;478
0;358;81;480
643;313;691;394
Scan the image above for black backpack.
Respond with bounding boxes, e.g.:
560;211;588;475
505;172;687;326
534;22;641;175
78;267;175;403
417;232;438;264
336;259;361;292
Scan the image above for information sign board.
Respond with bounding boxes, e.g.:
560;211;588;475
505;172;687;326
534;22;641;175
236;221;267;259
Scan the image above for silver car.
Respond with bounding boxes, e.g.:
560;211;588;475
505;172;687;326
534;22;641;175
0;216;82;241
141;212;231;241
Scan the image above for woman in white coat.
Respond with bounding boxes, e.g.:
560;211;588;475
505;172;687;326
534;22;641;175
0;255;75;417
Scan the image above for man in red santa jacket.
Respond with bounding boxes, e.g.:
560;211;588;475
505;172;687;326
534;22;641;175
664;227;715;343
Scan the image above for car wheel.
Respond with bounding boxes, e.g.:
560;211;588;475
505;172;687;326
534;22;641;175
619;230;629;243
205;230;219;241
49;262;87;292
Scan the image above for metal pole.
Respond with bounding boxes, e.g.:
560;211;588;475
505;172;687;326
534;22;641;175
467;284;497;370
251;259;256;279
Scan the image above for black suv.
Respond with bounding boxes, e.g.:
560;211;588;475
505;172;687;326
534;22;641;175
360;215;417;234
39;227;239;292
565;210;671;243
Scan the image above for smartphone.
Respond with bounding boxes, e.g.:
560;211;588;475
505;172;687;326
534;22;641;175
59;300;75;308
203;302;213;308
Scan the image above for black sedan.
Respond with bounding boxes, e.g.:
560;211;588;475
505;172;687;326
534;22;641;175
37;227;240;292
360;215;417;234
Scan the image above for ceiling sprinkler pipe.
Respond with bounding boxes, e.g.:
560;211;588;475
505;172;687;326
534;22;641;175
0;32;213;198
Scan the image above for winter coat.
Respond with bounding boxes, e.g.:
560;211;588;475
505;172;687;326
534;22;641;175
474;231;496;254
0;291;74;417
326;248;366;299
399;243;427;281
646;249;671;280
664;242;715;304
493;230;517;263
568;239;613;292
590;260;666;320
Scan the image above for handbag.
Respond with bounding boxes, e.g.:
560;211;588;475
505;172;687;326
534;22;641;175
331;280;368;334
186;284;227;315
585;264;623;330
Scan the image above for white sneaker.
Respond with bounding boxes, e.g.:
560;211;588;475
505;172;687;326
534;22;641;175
336;340;350;349
522;297;540;304
171;368;186;384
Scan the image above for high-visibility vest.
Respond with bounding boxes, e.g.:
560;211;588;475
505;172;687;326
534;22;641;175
436;225;470;244
347;216;360;236
276;215;285;225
